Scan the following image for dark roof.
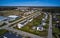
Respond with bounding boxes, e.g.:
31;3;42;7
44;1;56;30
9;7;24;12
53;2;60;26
3;32;22;38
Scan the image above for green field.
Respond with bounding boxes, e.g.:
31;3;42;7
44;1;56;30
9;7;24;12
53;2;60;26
0;10;24;16
0;29;8;36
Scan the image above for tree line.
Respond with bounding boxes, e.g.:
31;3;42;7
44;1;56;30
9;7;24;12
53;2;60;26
42;8;60;13
0;7;17;11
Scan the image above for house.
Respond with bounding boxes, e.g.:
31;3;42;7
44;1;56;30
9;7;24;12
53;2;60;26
42;18;45;21
17;23;23;28
21;19;28;25
32;26;36;30
3;36;7;38
42;22;46;26
37;25;44;31
56;21;60;23
28;18;33;22
17;20;28;28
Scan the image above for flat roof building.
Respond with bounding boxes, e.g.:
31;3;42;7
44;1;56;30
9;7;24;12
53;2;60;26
8;15;19;19
0;16;7;21
0;16;7;25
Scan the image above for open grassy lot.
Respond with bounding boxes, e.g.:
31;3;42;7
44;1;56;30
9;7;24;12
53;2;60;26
0;10;24;16
0;29;8;36
14;13;49;37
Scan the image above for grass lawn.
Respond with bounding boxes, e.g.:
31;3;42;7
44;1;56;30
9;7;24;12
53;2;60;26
56;15;60;19
52;27;60;38
0;29;8;36
43;24;49;29
53;28;60;34
0;10;24;16
14;13;48;37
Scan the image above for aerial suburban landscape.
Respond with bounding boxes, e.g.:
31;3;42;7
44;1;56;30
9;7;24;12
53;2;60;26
0;0;60;38
0;6;60;38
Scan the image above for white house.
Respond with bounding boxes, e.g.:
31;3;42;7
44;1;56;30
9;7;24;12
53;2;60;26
37;25;44;31
17;23;23;28
3;36;7;38
42;22;46;26
28;18;33;22
32;26;36;30
17;20;28;28
42;18;45;21
56;21;59;23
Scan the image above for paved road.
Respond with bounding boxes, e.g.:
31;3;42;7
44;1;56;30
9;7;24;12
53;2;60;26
4;27;44;38
48;14;52;38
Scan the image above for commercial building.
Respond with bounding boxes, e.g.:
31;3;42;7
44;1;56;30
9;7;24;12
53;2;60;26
8;15;19;20
0;16;7;25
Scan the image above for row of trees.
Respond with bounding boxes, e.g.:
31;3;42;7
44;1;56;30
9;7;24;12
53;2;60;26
42;8;60;13
0;7;17;11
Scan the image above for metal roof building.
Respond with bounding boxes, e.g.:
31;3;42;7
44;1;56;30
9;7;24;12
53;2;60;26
0;16;7;21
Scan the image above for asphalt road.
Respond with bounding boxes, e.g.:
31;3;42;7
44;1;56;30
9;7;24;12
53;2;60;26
48;14;52;38
4;27;44;38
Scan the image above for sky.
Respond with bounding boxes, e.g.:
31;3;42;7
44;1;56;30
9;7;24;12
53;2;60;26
0;0;60;6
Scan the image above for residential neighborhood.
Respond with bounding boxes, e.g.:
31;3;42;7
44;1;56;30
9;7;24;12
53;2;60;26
0;6;60;38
